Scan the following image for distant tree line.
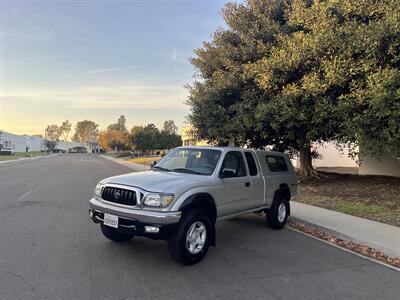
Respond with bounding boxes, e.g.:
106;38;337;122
98;116;182;152
99;116;181;152
45;116;181;153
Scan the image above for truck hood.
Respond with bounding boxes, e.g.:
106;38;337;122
100;170;212;193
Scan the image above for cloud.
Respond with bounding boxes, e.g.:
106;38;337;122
87;67;121;74
87;65;138;75
2;84;188;110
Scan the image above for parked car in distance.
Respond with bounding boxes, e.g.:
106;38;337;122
68;146;87;153
89;146;297;265
0;147;15;155
52;149;65;153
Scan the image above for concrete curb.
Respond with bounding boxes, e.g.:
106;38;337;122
0;153;60;165
288;226;400;272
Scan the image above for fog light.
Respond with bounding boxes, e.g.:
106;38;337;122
89;209;93;218
144;226;159;233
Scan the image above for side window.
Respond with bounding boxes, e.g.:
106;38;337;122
220;151;247;178
265;155;288;172
244;152;258;176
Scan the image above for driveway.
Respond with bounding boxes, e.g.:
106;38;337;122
0;154;398;299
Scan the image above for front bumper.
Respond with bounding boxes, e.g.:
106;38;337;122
89;197;181;240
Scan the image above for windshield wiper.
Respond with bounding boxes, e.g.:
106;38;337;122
171;168;203;175
152;166;171;172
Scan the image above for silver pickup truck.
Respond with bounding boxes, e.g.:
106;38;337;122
89;146;297;265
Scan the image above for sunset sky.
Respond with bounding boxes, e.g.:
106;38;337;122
0;0;229;136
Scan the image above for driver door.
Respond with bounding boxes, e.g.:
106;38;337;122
217;151;253;216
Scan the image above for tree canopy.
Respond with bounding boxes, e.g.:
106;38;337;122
45;124;61;150
73;120;99;146
98;129;130;151
60;120;72;142
163;120;178;135
187;0;400;176
131;123;182;152
99;116;130;151
107;115;128;132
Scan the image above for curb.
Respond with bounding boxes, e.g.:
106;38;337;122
288;225;400;272
288;217;400;270
0;153;60;165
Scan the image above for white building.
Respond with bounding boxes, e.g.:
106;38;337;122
27;136;45;152
0;131;45;152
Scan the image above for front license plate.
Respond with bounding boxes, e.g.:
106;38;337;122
103;213;118;228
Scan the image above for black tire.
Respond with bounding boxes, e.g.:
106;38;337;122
266;196;289;230
100;224;134;243
168;209;212;265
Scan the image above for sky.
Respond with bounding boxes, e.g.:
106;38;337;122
0;0;230;136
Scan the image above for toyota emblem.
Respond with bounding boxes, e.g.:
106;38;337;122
114;190;121;199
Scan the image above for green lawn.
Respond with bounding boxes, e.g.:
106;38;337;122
297;172;400;227
0;151;47;162
128;156;161;166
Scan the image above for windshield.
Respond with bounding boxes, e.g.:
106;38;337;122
154;148;221;176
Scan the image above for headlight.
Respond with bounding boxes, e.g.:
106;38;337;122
143;193;174;208
94;183;103;199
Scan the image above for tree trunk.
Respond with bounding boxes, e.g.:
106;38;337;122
299;143;313;177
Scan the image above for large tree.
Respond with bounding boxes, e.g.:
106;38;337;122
73;120;99;147
187;0;400;176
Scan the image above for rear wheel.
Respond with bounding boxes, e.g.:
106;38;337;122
168;209;211;265
266;196;289;229
100;224;134;243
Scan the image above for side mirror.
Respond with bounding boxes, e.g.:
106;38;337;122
220;168;236;178
151;161;157;168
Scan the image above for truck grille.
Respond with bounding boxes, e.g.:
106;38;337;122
101;187;137;206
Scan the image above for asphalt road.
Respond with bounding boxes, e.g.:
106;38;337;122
0;154;399;300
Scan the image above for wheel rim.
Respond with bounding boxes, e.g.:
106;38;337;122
186;221;207;254
277;203;286;223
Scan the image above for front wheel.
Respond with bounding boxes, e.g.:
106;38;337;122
168;209;212;265
100;224;134;243
266;197;289;229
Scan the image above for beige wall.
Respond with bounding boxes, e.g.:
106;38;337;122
359;152;400;177
312;142;358;168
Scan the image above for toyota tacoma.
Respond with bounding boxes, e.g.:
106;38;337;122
89;146;297;265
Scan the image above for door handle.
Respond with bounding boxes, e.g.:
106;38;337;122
245;182;250;187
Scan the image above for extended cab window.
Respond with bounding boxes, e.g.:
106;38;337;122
265;155;288;172
220;151;247;178
244;152;258;176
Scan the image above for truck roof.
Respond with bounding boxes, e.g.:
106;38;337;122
177;146;289;157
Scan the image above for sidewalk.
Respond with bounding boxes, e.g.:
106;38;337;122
100;155;151;172
290;201;400;257
0;153;59;165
